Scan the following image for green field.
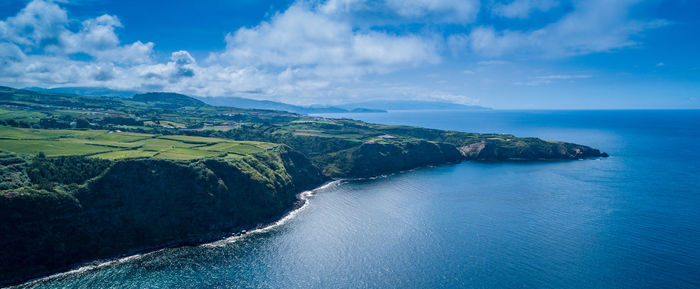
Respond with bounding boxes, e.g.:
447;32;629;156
92;150;158;160
159;135;228;144
0;108;47;124
0;126;277;160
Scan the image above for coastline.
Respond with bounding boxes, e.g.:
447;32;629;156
4;155;608;288
5;180;342;288
204;179;344;247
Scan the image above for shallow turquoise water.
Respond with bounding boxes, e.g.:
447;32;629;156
16;110;700;288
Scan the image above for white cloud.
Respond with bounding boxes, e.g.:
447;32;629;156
0;0;154;64
467;0;667;57
493;0;558;19
131;50;198;84
66;14;122;51
319;0;365;14
0;42;25;68
0;0;672;106
385;0;480;24
468;27;528;57
56;14;152;64
0;0;67;47
477;60;511;66
217;4;438;72
319;0;480;24
427;91;480;105
0;0;159;92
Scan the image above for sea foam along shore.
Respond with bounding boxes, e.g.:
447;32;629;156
204;179;345;247
9;180;344;288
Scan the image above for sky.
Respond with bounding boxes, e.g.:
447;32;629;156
0;0;698;109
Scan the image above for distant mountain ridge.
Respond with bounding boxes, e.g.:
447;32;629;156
134;92;206;108
23;86;141;98
22;86;488;113
196;96;386;114
23;87;385;114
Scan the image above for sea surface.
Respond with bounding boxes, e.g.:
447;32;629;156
14;110;700;289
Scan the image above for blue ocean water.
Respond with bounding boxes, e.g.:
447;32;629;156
15;110;700;289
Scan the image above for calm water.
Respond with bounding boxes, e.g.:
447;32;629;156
15;110;700;289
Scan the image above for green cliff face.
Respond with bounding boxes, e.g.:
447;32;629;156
0;147;326;285
319;139;463;177
367;125;606;161
457;137;605;160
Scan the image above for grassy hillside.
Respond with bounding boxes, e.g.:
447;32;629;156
0;86;607;177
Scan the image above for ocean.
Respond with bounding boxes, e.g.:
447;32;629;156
14;110;700;289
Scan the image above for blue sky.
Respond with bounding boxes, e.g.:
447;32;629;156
0;0;698;109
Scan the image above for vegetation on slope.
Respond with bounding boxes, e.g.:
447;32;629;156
0;147;325;285
133;92;207;108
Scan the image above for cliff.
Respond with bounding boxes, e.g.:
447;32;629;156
319;139;463;177
457;137;607;160
368;125;607;161
206;127;606;178
0;134;607;286
314;136;605;177
0;147;326;286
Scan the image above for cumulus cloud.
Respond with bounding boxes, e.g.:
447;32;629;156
0;0;67;48
0;0;449;103
170;50;196;78
217;4;439;76
62;14;122;52
0;0;154;73
0;0;155;91
209;2;441;99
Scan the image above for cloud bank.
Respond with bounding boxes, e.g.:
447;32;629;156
0;0;666;105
